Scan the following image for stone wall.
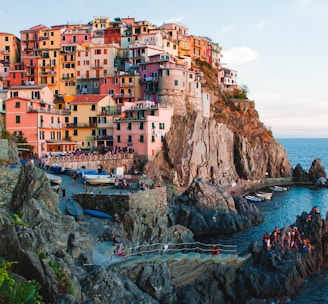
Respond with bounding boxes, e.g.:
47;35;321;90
73;187;168;220
0;139;9;160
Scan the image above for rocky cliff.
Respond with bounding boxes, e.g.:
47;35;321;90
146;64;291;188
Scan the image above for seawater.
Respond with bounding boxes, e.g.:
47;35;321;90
212;138;328;303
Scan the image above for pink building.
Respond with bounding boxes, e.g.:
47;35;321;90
5;85;73;156
113;100;173;160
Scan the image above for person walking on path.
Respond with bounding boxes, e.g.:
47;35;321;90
61;188;66;201
72;174;77;186
161;244;169;255
82;176;87;188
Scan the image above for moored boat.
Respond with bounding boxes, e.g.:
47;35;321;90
245;195;263;202
84;209;113;219
83;173;116;185
256;191;273;200
269;185;288;192
45;173;62;191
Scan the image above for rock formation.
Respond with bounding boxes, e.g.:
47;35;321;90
0;139;327;303
169;178;264;236
293;157;327;185
146;92;292;188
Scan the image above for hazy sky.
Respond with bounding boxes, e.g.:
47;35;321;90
1;0;327;138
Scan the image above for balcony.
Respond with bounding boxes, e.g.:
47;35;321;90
66;122;97;128
27;106;70;115
139;77;158;84
91;64;103;69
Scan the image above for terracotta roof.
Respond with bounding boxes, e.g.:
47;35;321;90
71;94;108;104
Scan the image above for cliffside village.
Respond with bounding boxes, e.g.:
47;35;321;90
0;16;238;161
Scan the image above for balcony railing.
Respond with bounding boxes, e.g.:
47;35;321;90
27;107;70;115
66;123;97;128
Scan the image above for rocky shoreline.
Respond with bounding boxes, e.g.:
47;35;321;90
1;139;328;303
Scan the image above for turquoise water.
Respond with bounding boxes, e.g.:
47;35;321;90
277;138;328;171
213;138;328;302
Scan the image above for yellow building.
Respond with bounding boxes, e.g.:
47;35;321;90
67;94;113;150
0;32;20;66
38;27;62;93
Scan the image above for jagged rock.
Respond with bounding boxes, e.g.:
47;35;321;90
293;163;310;182
309;158;326;183
170;178;264;236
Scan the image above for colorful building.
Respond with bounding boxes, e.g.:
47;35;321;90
113;100;173;160
5;85;72;156
67;94;114;150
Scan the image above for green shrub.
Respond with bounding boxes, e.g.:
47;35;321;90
0;259;43;304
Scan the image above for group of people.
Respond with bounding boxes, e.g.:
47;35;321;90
261;207;319;252
262;225;306;251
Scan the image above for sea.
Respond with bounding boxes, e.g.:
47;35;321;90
214;138;328;303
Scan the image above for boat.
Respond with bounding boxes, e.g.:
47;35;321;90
82;173;116;185
83;209;113;219
256;191;273;200
66;200;84;220
269;185;289;192
45;173;62;191
245;195;263;202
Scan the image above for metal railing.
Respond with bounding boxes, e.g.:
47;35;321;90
112;241;237;261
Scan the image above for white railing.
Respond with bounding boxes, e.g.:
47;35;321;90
112;241;237;261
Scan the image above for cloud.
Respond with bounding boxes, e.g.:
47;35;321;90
222;46;260;66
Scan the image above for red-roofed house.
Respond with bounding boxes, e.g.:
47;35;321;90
67;94;116;150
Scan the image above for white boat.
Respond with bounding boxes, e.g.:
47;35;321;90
83;174;116;185
46;173;62;191
269;185;288;192
245;195;263;202
256;191;273;200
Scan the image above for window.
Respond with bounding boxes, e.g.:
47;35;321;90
128;135;132;143
91;129;96;135
15;101;20;108
152;122;155;129
151;135;155;142
139;135;144;142
174;80;178;86
116;123;120;130
73;130;78;136
159;123;165;129
73;105;77;111
16;116;20;123
91;104;96;111
127;122;132;130
139;122;144;130
161;135;165;142
117;135;121;142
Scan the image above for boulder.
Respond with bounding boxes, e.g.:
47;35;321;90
309;158;326;182
170;178;264;236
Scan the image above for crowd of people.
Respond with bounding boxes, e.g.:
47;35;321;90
261;206;320;253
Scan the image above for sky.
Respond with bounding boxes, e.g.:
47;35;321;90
1;0;328;138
